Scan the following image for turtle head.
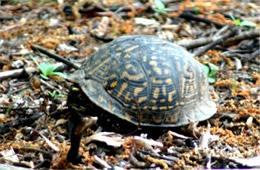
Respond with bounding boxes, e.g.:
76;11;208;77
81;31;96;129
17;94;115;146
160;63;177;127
66;69;86;83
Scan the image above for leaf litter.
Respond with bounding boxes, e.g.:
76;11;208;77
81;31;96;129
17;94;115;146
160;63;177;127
0;0;259;169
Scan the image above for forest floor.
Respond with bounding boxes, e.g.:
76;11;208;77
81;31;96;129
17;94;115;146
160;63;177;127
0;0;259;169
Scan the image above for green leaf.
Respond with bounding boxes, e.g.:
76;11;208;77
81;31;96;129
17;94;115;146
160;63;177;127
230;14;256;27
201;63;219;83
39;63;57;76
230;14;236;21
234;19;241;26
53;72;67;78
154;0;167;14
30;54;66;79
232;80;237;93
30;54;41;68
40;74;49;80
56;94;66;99
194;6;200;15
230;14;241;26
208;63;218;77
208;77;216;83
154;0;165;10
202;64;210;75
48;90;66;99
240;20;256;27
48;90;56;98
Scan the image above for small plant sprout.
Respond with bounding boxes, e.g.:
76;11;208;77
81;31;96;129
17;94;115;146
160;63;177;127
202;63;219;83
154;0;167;14
230;14;256;27
30;55;67;80
232;80;237;95
48;90;66;99
194;6;200;15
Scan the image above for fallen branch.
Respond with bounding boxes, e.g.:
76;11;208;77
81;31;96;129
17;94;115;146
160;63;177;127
179;11;224;28
0;112;44;135
30;29;259;71
177;29;260;49
0;16;16;20
0;67;37;80
193;27;239;56
223;29;260;45
31;45;80;69
176;37;212;49
0;106;39;110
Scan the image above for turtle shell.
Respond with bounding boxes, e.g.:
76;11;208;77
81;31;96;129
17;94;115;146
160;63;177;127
69;35;216;127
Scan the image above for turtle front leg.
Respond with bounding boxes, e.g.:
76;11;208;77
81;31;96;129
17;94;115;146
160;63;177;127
67;116;98;164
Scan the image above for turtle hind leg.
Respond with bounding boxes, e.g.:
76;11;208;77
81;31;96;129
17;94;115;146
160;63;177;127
67;115;82;164
67;115;97;164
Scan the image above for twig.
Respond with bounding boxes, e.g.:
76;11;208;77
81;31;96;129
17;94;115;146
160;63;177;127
18;146;53;157
0;158;32;169
93;155;111;169
31;45;80;69
193;27;239;56
0;112;44;135
223;29;260;45
0;67;37;80
168;130;190;139
129;152;147;168
40;79;62;94
0;16;17;20
0;106;39;110
0;22;25;32
176;37;212;49
179;11;224;28
140;150;178;162
250;49;260;59
177;29;260;49
214;25;230;37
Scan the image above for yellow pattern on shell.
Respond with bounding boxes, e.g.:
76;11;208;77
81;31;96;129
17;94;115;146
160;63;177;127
124;45;139;52
110;81;118;89
153;88;160;99
138;96;148;104
121;71;145;81
168;90;176;102
153;67;162;75
150;77;163;84
159;106;168;110
165;78;173;85
162;85;167;96
124;53;131;58
116;82;128;98
134;87;144;97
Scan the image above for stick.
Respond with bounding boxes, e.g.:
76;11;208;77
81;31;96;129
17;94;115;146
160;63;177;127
0;67;37;80
193;27;239;56
31;45;80;69
179;11;224;28
177;29;260;49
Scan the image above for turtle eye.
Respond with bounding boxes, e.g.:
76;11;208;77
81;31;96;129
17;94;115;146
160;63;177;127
72;87;80;91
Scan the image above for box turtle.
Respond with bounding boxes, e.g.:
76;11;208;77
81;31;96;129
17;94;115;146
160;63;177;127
67;35;217;163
